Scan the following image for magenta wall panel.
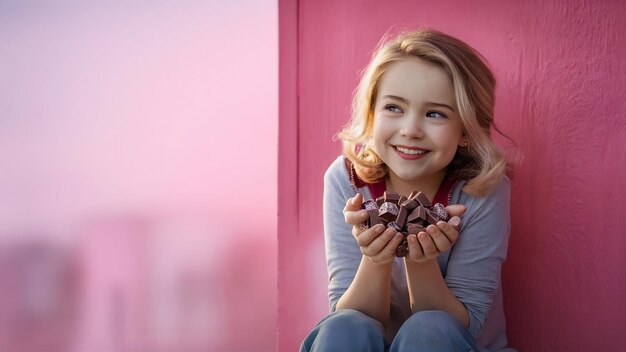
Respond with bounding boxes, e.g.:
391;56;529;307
278;0;626;351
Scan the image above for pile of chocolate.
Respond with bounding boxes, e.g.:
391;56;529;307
361;191;450;257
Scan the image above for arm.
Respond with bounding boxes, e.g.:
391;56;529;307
404;257;469;326
334;195;403;328
402;178;511;338
403;178;511;337
443;178;511;338
323;159;402;328
403;206;470;327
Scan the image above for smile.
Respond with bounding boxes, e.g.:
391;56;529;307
395;146;426;155
393;145;430;160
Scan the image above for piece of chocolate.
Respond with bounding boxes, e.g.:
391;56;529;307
362;199;377;210
367;210;381;226
379;202;399;222
410;191;431;208
387;221;402;231
384;191;401;204
376;196;385;207
397;195;407;206
425;208;441;224
407;206;427;224
407;223;426;234
396;206;409;227
432;203;449;221
361;199;380;227
395;238;409;257
401;198;419;211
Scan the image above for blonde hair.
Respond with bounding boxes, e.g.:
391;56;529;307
339;28;509;196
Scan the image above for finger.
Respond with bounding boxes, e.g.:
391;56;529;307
355;224;385;247
447;216;462;230
427;224;453;253
371;231;404;260
407;234;425;262
445;204;466;218
345;208;370;225
361;227;395;256
418;230;438;258
436;220;459;243
343;193;363;212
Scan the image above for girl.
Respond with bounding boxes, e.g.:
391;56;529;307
300;29;514;351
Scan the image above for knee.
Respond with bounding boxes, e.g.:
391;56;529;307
301;309;385;352
399;310;466;338
320;309;384;336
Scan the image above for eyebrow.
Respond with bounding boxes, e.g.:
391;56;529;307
381;95;455;112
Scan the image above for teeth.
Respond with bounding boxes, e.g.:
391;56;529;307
396;146;425;155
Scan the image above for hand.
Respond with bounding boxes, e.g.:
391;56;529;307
406;204;466;263
344;193;404;265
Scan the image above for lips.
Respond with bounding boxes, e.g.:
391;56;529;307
393;145;430;160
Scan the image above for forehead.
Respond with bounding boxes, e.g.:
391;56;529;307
377;58;455;105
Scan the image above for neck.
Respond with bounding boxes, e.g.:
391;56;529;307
385;170;447;200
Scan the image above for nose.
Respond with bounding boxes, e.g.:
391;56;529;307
399;114;425;139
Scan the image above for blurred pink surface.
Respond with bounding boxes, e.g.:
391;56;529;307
0;1;277;351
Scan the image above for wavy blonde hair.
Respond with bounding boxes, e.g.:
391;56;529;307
339;28;508;196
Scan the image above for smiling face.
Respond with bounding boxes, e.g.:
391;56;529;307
372;58;465;196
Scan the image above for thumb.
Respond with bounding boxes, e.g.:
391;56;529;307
345;192;363;211
445;204;466;218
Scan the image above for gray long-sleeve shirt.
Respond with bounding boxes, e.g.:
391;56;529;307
323;155;513;351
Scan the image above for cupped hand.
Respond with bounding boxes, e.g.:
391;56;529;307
406;204;466;263
344;193;403;265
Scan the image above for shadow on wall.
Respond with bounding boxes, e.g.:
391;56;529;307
0;215;276;352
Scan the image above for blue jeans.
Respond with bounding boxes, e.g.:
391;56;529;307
300;309;481;352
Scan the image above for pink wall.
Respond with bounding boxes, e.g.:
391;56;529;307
278;0;626;351
0;1;277;351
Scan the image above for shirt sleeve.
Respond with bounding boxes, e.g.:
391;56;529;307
323;157;365;312
445;177;511;338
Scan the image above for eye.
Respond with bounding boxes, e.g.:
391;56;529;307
426;111;447;119
384;104;403;113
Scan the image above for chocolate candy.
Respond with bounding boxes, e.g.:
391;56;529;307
396;206;409;227
362;199;381;227
379;202;399;223
395;240;409;257
387;221;402;232
410;191;431;208
401;198;419;211
407;206;427;224
432;203;449;221
383;191;401;204
360;190;457;257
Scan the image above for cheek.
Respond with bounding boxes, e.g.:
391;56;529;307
371;117;387;154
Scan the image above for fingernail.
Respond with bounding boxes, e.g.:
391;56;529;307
375;224;384;233
449;217;460;228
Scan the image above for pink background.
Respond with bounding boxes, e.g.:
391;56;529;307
1;1;277;351
278;0;626;351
